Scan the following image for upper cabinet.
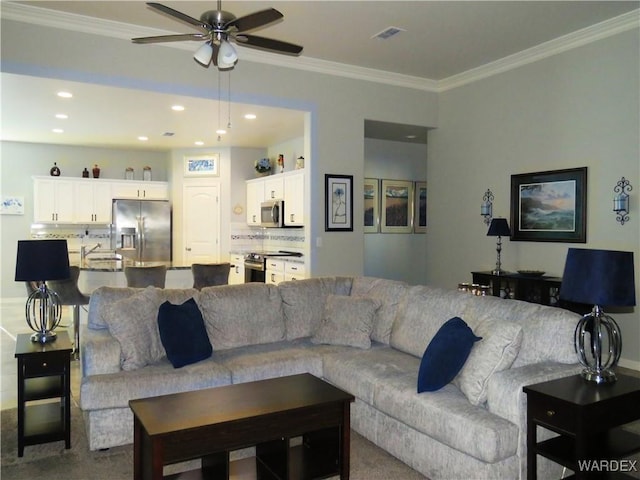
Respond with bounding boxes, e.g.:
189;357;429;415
33;176;169;224
33;177;75;223
245;170;305;227
111;181;168;199
74;180;112;224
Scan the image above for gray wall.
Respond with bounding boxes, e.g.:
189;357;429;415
364;138;428;284
427;29;640;368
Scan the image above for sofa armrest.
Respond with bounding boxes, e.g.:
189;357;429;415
81;327;122;377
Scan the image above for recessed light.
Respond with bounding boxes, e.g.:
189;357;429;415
194;141;204;146
57;91;73;98
405;135;417;139
52;128;64;133
55;114;68;119
216;129;226;135
244;114;257;120
171;105;185;111
138;136;148;141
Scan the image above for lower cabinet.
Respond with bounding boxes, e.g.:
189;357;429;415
266;259;306;285
229;255;245;285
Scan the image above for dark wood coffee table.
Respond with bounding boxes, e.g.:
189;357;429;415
129;373;355;480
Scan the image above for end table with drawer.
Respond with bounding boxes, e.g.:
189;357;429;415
14;332;72;457
524;373;640;479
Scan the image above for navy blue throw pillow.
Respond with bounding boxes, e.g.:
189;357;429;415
157;298;212;368
417;317;481;393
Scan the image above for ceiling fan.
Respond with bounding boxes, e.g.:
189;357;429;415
132;1;303;70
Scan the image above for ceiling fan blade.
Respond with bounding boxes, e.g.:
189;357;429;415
235;34;303;55
146;2;211;33
225;8;283;33
132;33;206;44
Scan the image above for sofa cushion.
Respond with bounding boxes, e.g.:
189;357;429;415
311;295;379;349
103;286;166;371
158;298;212;368
391;286;476;358
461;296;578;368
417;317;481;393
279;277;353;340
89;286;143;329
350;277;408;344
196;283;285;350
453;318;523;405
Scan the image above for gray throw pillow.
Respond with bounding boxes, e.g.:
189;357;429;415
311;295;380;349
103;286;166;371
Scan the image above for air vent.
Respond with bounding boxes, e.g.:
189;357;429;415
372;26;406;40
162;132;175;137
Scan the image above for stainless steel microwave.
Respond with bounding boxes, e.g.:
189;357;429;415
260;199;284;227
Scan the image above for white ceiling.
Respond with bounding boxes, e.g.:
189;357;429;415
2;1;638;150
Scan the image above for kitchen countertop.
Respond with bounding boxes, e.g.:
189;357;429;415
78;259;190;272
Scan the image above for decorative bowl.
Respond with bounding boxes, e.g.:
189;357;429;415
517;270;546;277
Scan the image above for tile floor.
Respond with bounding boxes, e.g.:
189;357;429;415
1;299;82;411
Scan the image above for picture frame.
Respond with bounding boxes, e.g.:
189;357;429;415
325;174;354;231
184;153;219;177
381;179;414;233
0;196;24;215
364;178;380;233
414;181;427;233
510;167;587;242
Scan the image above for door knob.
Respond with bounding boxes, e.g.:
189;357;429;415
185;247;191;251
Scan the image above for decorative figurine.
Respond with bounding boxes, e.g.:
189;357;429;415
50;162;61;176
296;156;305;170
82;168;89;178
92;164;100;178
277;154;284;173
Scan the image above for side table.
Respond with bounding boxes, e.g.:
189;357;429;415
14;332;72;457
524;374;640;479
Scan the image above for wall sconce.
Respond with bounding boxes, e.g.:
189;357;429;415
613;177;632;225
481;189;494;225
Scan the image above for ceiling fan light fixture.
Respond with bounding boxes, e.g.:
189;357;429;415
194;42;213;67
217;40;238;69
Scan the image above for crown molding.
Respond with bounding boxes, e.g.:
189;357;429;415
438;9;640;92
2;2;638;93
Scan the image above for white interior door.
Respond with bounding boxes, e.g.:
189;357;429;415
183;184;220;265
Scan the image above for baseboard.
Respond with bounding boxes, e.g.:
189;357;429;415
619;359;640;373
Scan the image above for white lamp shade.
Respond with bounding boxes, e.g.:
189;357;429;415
218;40;238;68
194;42;213;66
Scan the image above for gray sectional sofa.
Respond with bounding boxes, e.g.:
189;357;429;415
80;276;581;479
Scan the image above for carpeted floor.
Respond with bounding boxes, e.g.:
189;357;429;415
0;405;427;480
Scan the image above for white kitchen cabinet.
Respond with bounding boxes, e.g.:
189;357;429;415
283;171;304;226
111;181;168;199
74;180;112;223
284;261;306;281
33;177;75;223
263;176;284;200
246;179;264;225
266;258;285;285
229;254;245;285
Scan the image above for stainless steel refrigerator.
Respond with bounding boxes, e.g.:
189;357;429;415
111;199;171;262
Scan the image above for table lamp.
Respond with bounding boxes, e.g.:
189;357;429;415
15;240;70;343
487;218;511;275
559;248;635;383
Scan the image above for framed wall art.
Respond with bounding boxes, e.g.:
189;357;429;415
413;182;427;233
184;153;219;177
510;167;587;242
381;179;414;233
325;174;353;231
364;178;380;233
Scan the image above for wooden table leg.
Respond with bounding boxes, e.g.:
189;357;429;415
341;403;351;480
133;416;142;480
526;405;536;480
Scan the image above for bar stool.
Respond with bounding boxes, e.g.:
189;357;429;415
191;263;231;290
46;266;90;359
125;265;167;288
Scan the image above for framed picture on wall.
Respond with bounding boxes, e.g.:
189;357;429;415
325;174;353;231
414;182;427;233
184;153;219;177
364;178;380;233
510;167;587;242
381;179;414;233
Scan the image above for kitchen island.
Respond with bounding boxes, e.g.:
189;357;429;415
77;259;192;292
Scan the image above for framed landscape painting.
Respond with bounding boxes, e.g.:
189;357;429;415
381;179;414;233
364;178;380;233
325;174;353;231
510;167;587;242
414;181;427;233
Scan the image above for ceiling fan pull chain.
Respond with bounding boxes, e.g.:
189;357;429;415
227;71;232;130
